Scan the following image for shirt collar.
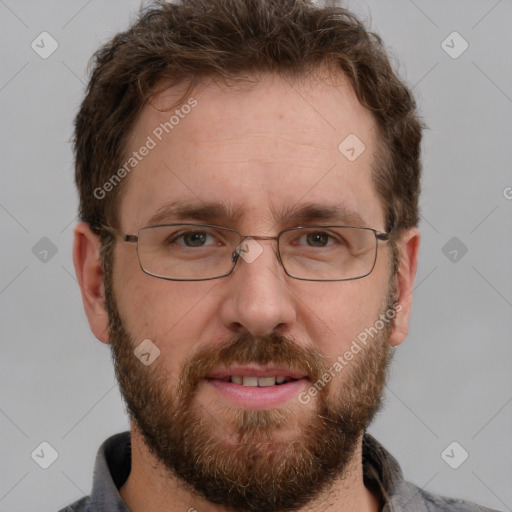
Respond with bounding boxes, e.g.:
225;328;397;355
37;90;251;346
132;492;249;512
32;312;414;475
362;433;429;512
89;432;131;512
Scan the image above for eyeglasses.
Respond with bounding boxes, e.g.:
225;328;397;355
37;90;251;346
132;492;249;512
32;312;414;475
109;223;391;282
117;223;391;282
114;223;390;281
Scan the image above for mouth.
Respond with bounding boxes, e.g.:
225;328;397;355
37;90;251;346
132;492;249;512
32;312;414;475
206;365;308;385
204;366;310;408
207;375;301;386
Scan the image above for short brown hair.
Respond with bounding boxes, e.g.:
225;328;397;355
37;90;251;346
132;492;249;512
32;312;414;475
74;0;423;237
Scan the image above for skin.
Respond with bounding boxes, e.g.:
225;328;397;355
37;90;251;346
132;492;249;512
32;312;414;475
73;70;420;512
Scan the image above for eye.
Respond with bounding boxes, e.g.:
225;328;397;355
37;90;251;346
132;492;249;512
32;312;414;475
170;230;219;247
306;232;329;247
299;231;336;248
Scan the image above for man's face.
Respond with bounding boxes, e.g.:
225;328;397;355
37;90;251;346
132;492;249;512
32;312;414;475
107;72;397;511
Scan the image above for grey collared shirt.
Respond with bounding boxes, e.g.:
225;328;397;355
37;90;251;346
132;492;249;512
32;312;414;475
58;431;500;512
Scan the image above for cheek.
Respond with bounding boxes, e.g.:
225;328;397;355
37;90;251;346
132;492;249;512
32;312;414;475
112;253;220;372
295;264;389;361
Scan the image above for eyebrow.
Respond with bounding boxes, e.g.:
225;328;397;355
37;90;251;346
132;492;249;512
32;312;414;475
274;203;368;228
144;200;369;229
146;200;243;226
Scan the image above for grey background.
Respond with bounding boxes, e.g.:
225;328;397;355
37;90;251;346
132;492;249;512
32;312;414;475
1;0;511;511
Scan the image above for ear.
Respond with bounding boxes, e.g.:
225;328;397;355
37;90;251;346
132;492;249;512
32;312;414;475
73;222;110;344
388;227;420;347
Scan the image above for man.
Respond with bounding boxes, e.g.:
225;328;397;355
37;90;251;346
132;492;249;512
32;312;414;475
64;1;498;511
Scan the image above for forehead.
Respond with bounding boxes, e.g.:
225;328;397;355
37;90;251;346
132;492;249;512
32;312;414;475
118;71;383;232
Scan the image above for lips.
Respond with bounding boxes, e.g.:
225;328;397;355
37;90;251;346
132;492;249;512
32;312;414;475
203;365;311;408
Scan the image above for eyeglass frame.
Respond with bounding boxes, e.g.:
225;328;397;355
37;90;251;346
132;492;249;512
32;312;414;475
100;222;393;282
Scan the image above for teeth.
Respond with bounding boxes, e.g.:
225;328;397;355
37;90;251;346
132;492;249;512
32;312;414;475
242;376;258;387
228;376;295;386
258;377;276;387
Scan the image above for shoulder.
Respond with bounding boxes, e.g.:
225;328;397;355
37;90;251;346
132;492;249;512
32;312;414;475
362;434;500;512
403;481;501;512
57;496;90;512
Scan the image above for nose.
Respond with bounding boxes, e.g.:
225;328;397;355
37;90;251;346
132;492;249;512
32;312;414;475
219;238;297;337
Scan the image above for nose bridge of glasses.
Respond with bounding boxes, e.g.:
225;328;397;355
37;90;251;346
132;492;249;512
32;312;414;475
233;233;279;253
231;234;280;265
239;234;278;241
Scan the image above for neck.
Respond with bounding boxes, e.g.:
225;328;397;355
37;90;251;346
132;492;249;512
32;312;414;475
120;424;382;512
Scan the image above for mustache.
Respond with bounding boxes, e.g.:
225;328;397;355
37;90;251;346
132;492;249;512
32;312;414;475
179;333;330;397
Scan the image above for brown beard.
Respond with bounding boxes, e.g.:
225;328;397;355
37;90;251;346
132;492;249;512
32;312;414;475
106;277;396;512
